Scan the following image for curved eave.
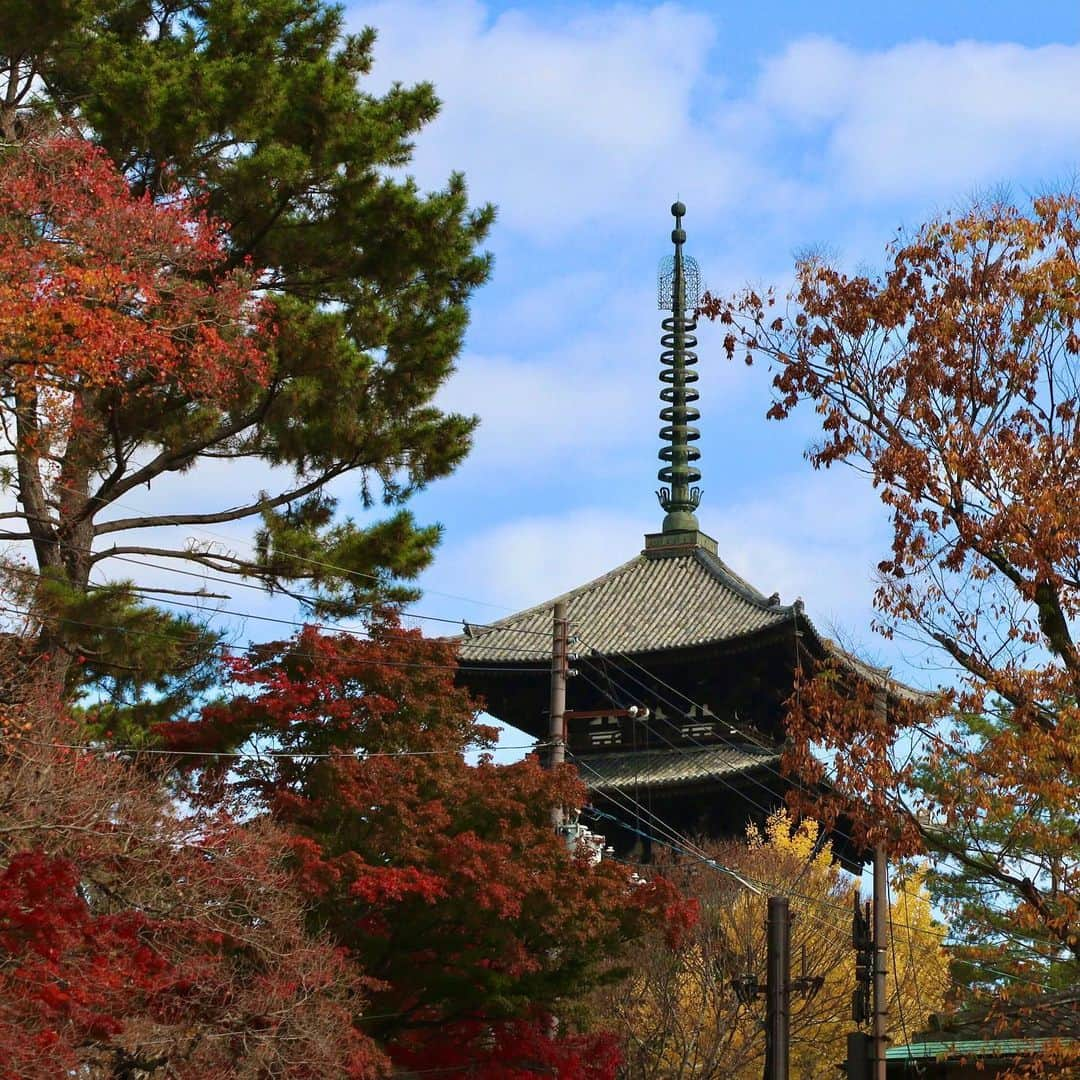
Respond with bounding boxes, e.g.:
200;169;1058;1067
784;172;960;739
457;615;803;676
453;545;800;664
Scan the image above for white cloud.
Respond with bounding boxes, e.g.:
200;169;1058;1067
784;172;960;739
441;350;645;469
700;468;889;640
439;277;658;476
757;37;1080;201
426;468;894;655
423;507;650;615
347;1;1080;231
438;269;753;484
347;0;750;238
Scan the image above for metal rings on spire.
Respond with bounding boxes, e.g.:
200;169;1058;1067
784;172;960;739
655;202;702;532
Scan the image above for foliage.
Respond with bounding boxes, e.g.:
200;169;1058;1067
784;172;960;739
0;0;492;695
0;653;385;1078
701;194;1080;997
390;1020;623;1080
161;619;694;1074
592;811;949;1078
0;134;264;699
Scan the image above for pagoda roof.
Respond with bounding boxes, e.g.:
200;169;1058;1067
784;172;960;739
456;531;926;706
569;743;781;793
457;533;806;664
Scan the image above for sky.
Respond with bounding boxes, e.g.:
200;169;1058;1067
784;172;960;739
333;1;1080;682
81;1;1080;742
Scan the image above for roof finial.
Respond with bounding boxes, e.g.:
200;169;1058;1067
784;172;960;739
655;201;702;533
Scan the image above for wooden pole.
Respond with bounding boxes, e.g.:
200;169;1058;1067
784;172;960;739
765;895;790;1080
872;844;889;1080
547;601;568;825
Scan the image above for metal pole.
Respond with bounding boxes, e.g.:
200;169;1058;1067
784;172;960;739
872;845;889;1080
765;895;790;1080
548;601;568;825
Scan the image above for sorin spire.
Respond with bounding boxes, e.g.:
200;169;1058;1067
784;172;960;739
656;201;702;533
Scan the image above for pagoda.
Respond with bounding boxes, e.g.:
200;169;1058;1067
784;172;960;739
456;203;881;868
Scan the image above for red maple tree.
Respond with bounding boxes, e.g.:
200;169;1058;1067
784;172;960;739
0;133;272;695
0;652;385;1078
0;136;268;403
161;620;693;1076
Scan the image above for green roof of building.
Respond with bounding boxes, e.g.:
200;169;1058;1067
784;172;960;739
887;1037;1070;1061
570;743;781;793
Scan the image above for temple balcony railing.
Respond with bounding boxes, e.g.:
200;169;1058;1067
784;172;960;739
565;709;732;754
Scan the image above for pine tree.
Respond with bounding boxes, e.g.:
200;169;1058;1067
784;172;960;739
0;1;492;703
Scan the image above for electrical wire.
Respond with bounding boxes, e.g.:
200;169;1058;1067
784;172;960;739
0;499;1064;988
581;798;1058;993
572;640;964;926
20;738;549;761
590;642;1064;950
0;557;555;656
0;598;549;675
567;753;761;894
4;595;1053;995
567;647;1063;988
887;872;916;1057
48;552;1060;972
33;477;525;619
582;798;887;945
113;584;553;658
570;660;789;830
102;554;552;638
573;654;818;842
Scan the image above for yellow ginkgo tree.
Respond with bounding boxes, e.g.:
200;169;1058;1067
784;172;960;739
593;811;950;1079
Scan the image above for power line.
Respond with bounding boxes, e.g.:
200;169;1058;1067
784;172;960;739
1;510;1065;986
569;754;762;894
582;798;1058;993
40;478;516;613
0;599;549;675
573;640;955;920
568;644;1066;987
573;653;812;837
102;554;551;638
887;872;915;1055
0;555;553;651
20;737;548;762
571;659;787;829
109;584;553;656
3;592;1054;994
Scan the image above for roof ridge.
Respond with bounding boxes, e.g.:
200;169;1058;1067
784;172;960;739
462;551;646;640
455;543;797;659
694;546;794;613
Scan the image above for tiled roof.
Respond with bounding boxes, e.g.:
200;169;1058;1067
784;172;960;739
569;744;781;793
887;1038;1068;1061
923;989;1080;1041
458;543;797;663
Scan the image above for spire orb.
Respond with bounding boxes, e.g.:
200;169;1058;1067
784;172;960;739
671;200;686;217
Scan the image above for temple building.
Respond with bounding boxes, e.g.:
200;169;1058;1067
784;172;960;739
455;203;884;867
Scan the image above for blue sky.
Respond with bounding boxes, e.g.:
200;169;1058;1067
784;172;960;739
323;1;1080;689
93;1;1080;724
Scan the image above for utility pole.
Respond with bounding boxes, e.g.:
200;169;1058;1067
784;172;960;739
844;851;888;1080
732;895;820;1080
872;844;889;1080
547;600;568;826
764;896;790;1080
847;891;874;1079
